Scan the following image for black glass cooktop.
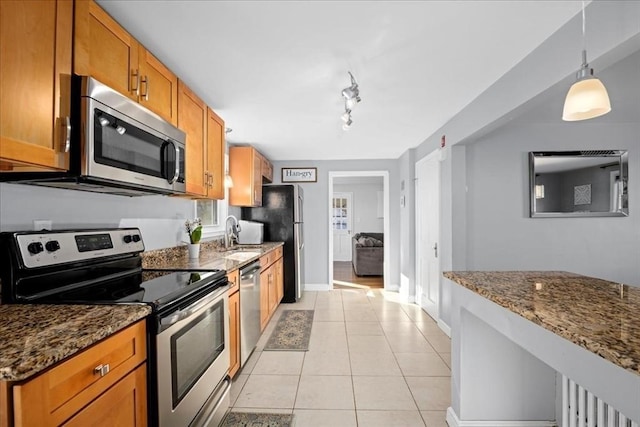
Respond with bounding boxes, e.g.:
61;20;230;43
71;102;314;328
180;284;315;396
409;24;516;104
13;268;227;310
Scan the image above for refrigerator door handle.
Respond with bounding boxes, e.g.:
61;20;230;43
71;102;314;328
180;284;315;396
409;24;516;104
298;223;304;250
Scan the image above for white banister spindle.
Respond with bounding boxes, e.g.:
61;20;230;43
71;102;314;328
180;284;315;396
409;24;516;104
587;391;595;427
608;406;615;427
563;375;569;427
561;374;635;427
578;385;586;427
598;399;606;426
570;379;577;427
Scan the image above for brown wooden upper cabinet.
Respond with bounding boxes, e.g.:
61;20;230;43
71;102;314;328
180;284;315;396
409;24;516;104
206;108;225;200
178;81;225;200
261;154;274;183
229;146;266;206
178;81;207;197
0;0;73;172
74;0;178;125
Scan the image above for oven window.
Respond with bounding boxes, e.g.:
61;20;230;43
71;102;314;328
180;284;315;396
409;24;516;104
170;299;225;408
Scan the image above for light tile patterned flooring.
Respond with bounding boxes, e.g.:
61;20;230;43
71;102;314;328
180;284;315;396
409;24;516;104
229;289;451;426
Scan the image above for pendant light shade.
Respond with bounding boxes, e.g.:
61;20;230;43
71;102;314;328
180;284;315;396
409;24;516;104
562;3;611;121
562;75;611;121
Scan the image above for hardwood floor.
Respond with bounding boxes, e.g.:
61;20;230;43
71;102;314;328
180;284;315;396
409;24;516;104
333;261;383;289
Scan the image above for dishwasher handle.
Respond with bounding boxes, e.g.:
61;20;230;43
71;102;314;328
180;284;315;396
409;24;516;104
240;262;261;279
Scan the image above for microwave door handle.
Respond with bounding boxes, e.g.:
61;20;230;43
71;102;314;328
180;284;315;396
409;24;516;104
172;143;180;184
164;140;180;184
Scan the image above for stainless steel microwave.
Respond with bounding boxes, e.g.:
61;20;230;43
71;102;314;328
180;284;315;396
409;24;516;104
2;76;187;196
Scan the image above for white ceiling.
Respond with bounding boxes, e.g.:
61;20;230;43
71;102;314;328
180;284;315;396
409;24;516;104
97;1;585;161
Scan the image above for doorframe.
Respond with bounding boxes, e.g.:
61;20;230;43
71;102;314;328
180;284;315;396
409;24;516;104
328;171;390;290
414;150;441;321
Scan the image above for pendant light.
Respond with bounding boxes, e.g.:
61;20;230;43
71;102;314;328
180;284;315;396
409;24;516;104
562;1;611;121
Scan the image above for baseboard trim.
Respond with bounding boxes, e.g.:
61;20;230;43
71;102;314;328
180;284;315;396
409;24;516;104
446;407;557;427
438;319;451;337
304;283;330;292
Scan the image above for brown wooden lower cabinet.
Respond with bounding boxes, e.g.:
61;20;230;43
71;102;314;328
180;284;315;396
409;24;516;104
259;247;284;331
6;320;147;427
63;364;147;427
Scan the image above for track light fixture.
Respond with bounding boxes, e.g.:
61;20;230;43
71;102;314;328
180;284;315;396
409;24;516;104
341;72;361;130
562;1;611;121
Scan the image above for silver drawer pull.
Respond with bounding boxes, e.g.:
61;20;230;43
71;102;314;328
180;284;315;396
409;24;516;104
94;363;110;377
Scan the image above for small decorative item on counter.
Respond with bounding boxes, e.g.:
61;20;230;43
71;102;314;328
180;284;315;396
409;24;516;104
185;218;202;259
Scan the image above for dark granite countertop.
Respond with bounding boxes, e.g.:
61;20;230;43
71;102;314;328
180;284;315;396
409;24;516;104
443;271;640;376
0;304;151;382
0;242;283;383
142;241;284;272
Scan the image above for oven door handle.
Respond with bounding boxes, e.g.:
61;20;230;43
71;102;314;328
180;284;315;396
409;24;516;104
160;286;227;329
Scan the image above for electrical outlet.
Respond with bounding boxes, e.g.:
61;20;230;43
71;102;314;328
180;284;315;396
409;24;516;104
33;220;52;231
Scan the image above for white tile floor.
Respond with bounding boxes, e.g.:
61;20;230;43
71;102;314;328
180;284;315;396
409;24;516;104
229;289;451;426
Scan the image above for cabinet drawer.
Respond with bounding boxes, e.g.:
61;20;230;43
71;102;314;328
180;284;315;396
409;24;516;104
227;268;239;295
260;253;273;270
13;320;146;426
274;246;283;260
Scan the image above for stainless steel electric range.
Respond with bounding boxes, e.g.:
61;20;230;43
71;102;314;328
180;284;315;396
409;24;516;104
0;228;231;427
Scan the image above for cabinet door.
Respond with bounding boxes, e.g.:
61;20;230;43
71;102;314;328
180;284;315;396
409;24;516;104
276;257;284;304
178;80;207;197
0;0;72;171
268;270;277;315
62;364;147;427
74;0;139;100
206;108;225;199
252;150;263;206
228;291;240;378
138;47;178;126
260;269;270;331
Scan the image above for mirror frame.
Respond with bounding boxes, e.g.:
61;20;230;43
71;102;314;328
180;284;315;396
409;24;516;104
529;150;628;218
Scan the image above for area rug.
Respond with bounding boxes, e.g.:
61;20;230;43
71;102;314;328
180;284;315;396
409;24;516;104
220;411;293;427
264;309;314;351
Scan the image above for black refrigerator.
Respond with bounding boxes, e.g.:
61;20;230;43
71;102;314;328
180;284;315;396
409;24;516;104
242;184;304;303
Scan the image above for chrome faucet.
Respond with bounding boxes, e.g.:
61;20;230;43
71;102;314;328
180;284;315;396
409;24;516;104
224;215;241;249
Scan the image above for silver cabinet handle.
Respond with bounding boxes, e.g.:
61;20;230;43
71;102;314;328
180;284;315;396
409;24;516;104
433;242;438;258
94;363;110;377
141;75;149;100
131;69;139;96
64;116;71;152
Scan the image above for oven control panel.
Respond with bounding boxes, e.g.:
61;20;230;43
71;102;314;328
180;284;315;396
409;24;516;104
15;228;145;268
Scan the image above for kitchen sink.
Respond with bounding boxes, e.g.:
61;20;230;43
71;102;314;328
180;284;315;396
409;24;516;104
223;251;261;262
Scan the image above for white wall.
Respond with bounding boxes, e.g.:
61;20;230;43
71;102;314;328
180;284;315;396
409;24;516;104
406;1;640;327
0;183;196;250
271;159;400;288
462;122;640;285
333;182;383;235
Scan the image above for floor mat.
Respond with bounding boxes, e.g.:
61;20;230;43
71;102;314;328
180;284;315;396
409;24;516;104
220;411;293;427
263;309;314;351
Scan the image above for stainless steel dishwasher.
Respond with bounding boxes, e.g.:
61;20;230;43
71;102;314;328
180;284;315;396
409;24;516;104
240;260;261;366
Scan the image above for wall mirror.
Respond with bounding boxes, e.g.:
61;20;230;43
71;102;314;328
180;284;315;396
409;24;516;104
529;150;628;217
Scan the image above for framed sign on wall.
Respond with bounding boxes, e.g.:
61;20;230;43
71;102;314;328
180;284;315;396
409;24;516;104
282;167;317;183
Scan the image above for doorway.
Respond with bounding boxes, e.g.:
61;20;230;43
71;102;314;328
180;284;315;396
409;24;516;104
415;151;441;320
328;171;390;290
